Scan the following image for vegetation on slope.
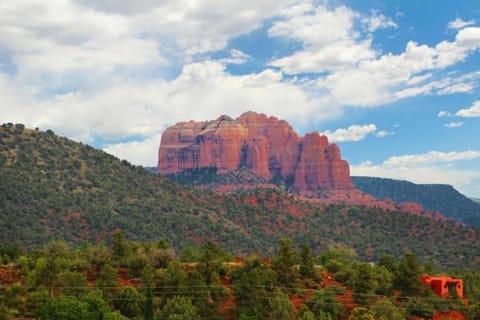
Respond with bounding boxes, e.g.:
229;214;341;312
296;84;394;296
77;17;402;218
353;176;480;229
166;167;273;188
1;237;479;320
0;123;246;249
1;123;480;270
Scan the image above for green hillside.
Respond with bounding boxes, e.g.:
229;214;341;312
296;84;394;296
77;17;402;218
1;123;480;269
0;123;246;249
352;176;480;229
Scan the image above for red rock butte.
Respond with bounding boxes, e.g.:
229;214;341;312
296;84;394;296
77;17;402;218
157;111;354;192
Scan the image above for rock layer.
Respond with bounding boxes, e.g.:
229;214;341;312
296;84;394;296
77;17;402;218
158;112;354;192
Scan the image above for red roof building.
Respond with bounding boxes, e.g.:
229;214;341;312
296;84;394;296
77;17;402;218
421;275;463;298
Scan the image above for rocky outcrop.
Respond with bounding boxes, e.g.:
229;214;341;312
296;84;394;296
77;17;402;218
158;112;354;193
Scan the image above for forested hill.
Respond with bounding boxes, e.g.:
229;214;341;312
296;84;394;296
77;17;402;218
1;123;480;269
0;124;245;249
353;176;480;229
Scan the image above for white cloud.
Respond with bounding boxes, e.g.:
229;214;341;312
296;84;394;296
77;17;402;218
0;0;164;81
438;82;475;95
351;150;480;196
376;130;393;138
127;0;290;55
220;49;251;65
268;1;480;107
383;150;480;167
362;12;398;32
438;111;451;117
0;0;293;83
456;100;480;117
269;3;376;74
444;122;464;128
0;61;333;143
448;18;476;30
322;124;377;142
0;0;479;170
407;73;432;85
103;133;163;166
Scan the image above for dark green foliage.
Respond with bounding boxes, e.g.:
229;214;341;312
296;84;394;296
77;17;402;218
112;230;130;263
405;298;434;319
0;126;255;252
351;263;377;305
155;260;187;299
37;295;89;320
307;287;345;320
56;271;88;296
348;307;375;320
299;243;315;279
166;167;269;187
1;126;480;270
0;244;21;264
143;286;153;320
395;253;423;296
466;302;480;320
0;283;23;320
95;264;120;301
161;296;200;320
37;294;127;320
267;288;296;320
113;286;144;319
199;242;228;286
378;255;398;273
353;176;480;228
4;238;480;319
83;291;128;320
231;258;277;319
85;244;111;277
272;238;299;288
297;308;316;320
371;298;406;320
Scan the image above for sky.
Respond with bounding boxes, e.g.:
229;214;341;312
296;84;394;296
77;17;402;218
1;0;479;197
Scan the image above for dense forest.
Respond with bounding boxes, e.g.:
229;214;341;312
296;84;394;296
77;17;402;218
1;235;479;319
1;123;480;270
352;177;480;229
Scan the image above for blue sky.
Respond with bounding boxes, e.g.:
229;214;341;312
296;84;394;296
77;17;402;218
0;0;479;196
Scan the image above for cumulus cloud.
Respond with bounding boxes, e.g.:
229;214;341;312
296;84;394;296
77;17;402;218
269;3;376;74
103;133;163;166
322;124;377;142
0;0;163;81
0;61;334;143
444;122;464;128
0;0;292;85
269;1;480;107
0;0;479;169
438;111;451;117
455;100;480;117
351;150;480;196
126;0;290;55
448;18;476;30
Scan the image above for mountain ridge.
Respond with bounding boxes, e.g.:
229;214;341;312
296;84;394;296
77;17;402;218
352;176;480;229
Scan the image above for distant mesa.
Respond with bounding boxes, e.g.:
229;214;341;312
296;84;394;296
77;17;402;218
157;112;456;222
157;111;353;193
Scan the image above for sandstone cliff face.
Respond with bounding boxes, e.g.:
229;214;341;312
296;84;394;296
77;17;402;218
158;112;354;192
